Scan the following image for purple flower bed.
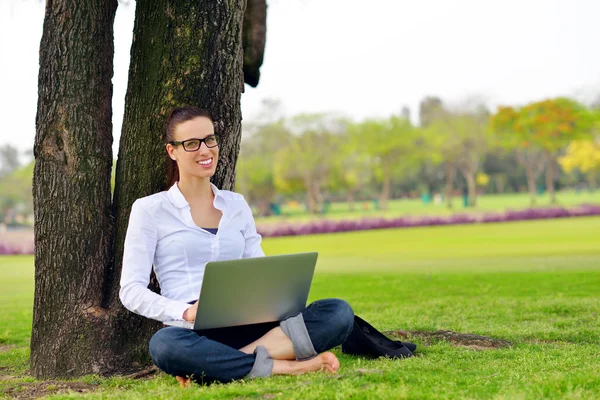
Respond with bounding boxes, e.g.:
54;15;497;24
0;242;34;256
258;204;600;238
2;204;599;253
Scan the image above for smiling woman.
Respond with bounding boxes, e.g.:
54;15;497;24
118;105;354;386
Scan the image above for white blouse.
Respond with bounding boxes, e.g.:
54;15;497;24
119;182;265;322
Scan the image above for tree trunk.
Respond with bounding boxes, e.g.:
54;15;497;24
445;163;455;209
380;164;391;210
314;180;324;213
242;0;267;87
545;152;557;204
464;171;477;207
256;199;271;217
516;148;545;206
588;172;597;191
525;168;537;206
31;0;118;379
494;174;506;194
306;186;317;214
347;190;355;211
32;0;249;378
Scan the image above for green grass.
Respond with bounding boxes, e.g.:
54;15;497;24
255;189;600;225
0;255;33;348
1;217;600;399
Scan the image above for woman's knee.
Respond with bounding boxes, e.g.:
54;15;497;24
310;298;355;338
149;328;176;366
329;299;354;337
149;327;196;371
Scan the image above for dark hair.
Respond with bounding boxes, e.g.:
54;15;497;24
165;106;214;188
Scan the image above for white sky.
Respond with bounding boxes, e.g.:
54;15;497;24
1;0;600;159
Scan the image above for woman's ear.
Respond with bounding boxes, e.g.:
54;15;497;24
166;144;177;161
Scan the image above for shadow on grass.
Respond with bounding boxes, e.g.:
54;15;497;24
387;330;513;350
3;380;98;399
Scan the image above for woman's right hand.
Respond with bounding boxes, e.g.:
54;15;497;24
183;301;198;321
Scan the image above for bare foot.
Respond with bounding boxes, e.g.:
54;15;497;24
176;375;192;388
272;352;340;375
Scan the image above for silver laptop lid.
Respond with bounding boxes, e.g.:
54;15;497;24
192;252;318;330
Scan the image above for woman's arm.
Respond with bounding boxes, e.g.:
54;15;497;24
241;200;265;258
119;200;190;322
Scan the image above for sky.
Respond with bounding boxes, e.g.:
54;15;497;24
1;0;600;161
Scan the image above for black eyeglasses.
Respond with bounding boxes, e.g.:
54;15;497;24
169;135;219;152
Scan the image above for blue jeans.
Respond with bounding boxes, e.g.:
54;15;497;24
149;298;354;383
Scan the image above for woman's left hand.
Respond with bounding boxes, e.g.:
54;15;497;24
183;301;198;321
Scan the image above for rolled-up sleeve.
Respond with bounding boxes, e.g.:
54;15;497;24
241;200;265;258
119;200;190;322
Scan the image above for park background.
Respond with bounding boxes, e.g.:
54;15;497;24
1;0;600;399
2;0;600;245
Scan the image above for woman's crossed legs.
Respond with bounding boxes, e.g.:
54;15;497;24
149;298;354;385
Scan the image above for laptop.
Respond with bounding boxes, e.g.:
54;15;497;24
164;252;318;330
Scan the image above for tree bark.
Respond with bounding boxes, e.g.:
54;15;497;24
242;0;267;87
31;0;118;378
32;0;249;378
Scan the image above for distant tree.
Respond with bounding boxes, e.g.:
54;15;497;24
491;107;545;203
482;150;526;194
419;96;444;128
349;117;420;210
237;121;291;215
273;115;344;213
415;161;445;197
454;112;490;207
424;110;490;208
236;152;276;215
273;140;312;207
401;106;411;121
329;134;373;210
246;98;285;126
559;138;600;189
491;98;594;204
0;161;34;222
418;97;454;205
0;144;22;178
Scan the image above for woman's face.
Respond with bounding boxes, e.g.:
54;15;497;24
166;116;219;180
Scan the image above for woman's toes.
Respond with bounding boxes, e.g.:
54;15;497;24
320;352;340;373
176;376;191;388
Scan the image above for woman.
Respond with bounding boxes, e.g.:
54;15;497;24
119;106;354;386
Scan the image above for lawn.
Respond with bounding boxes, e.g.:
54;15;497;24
255;189;600;225
1;217;600;399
